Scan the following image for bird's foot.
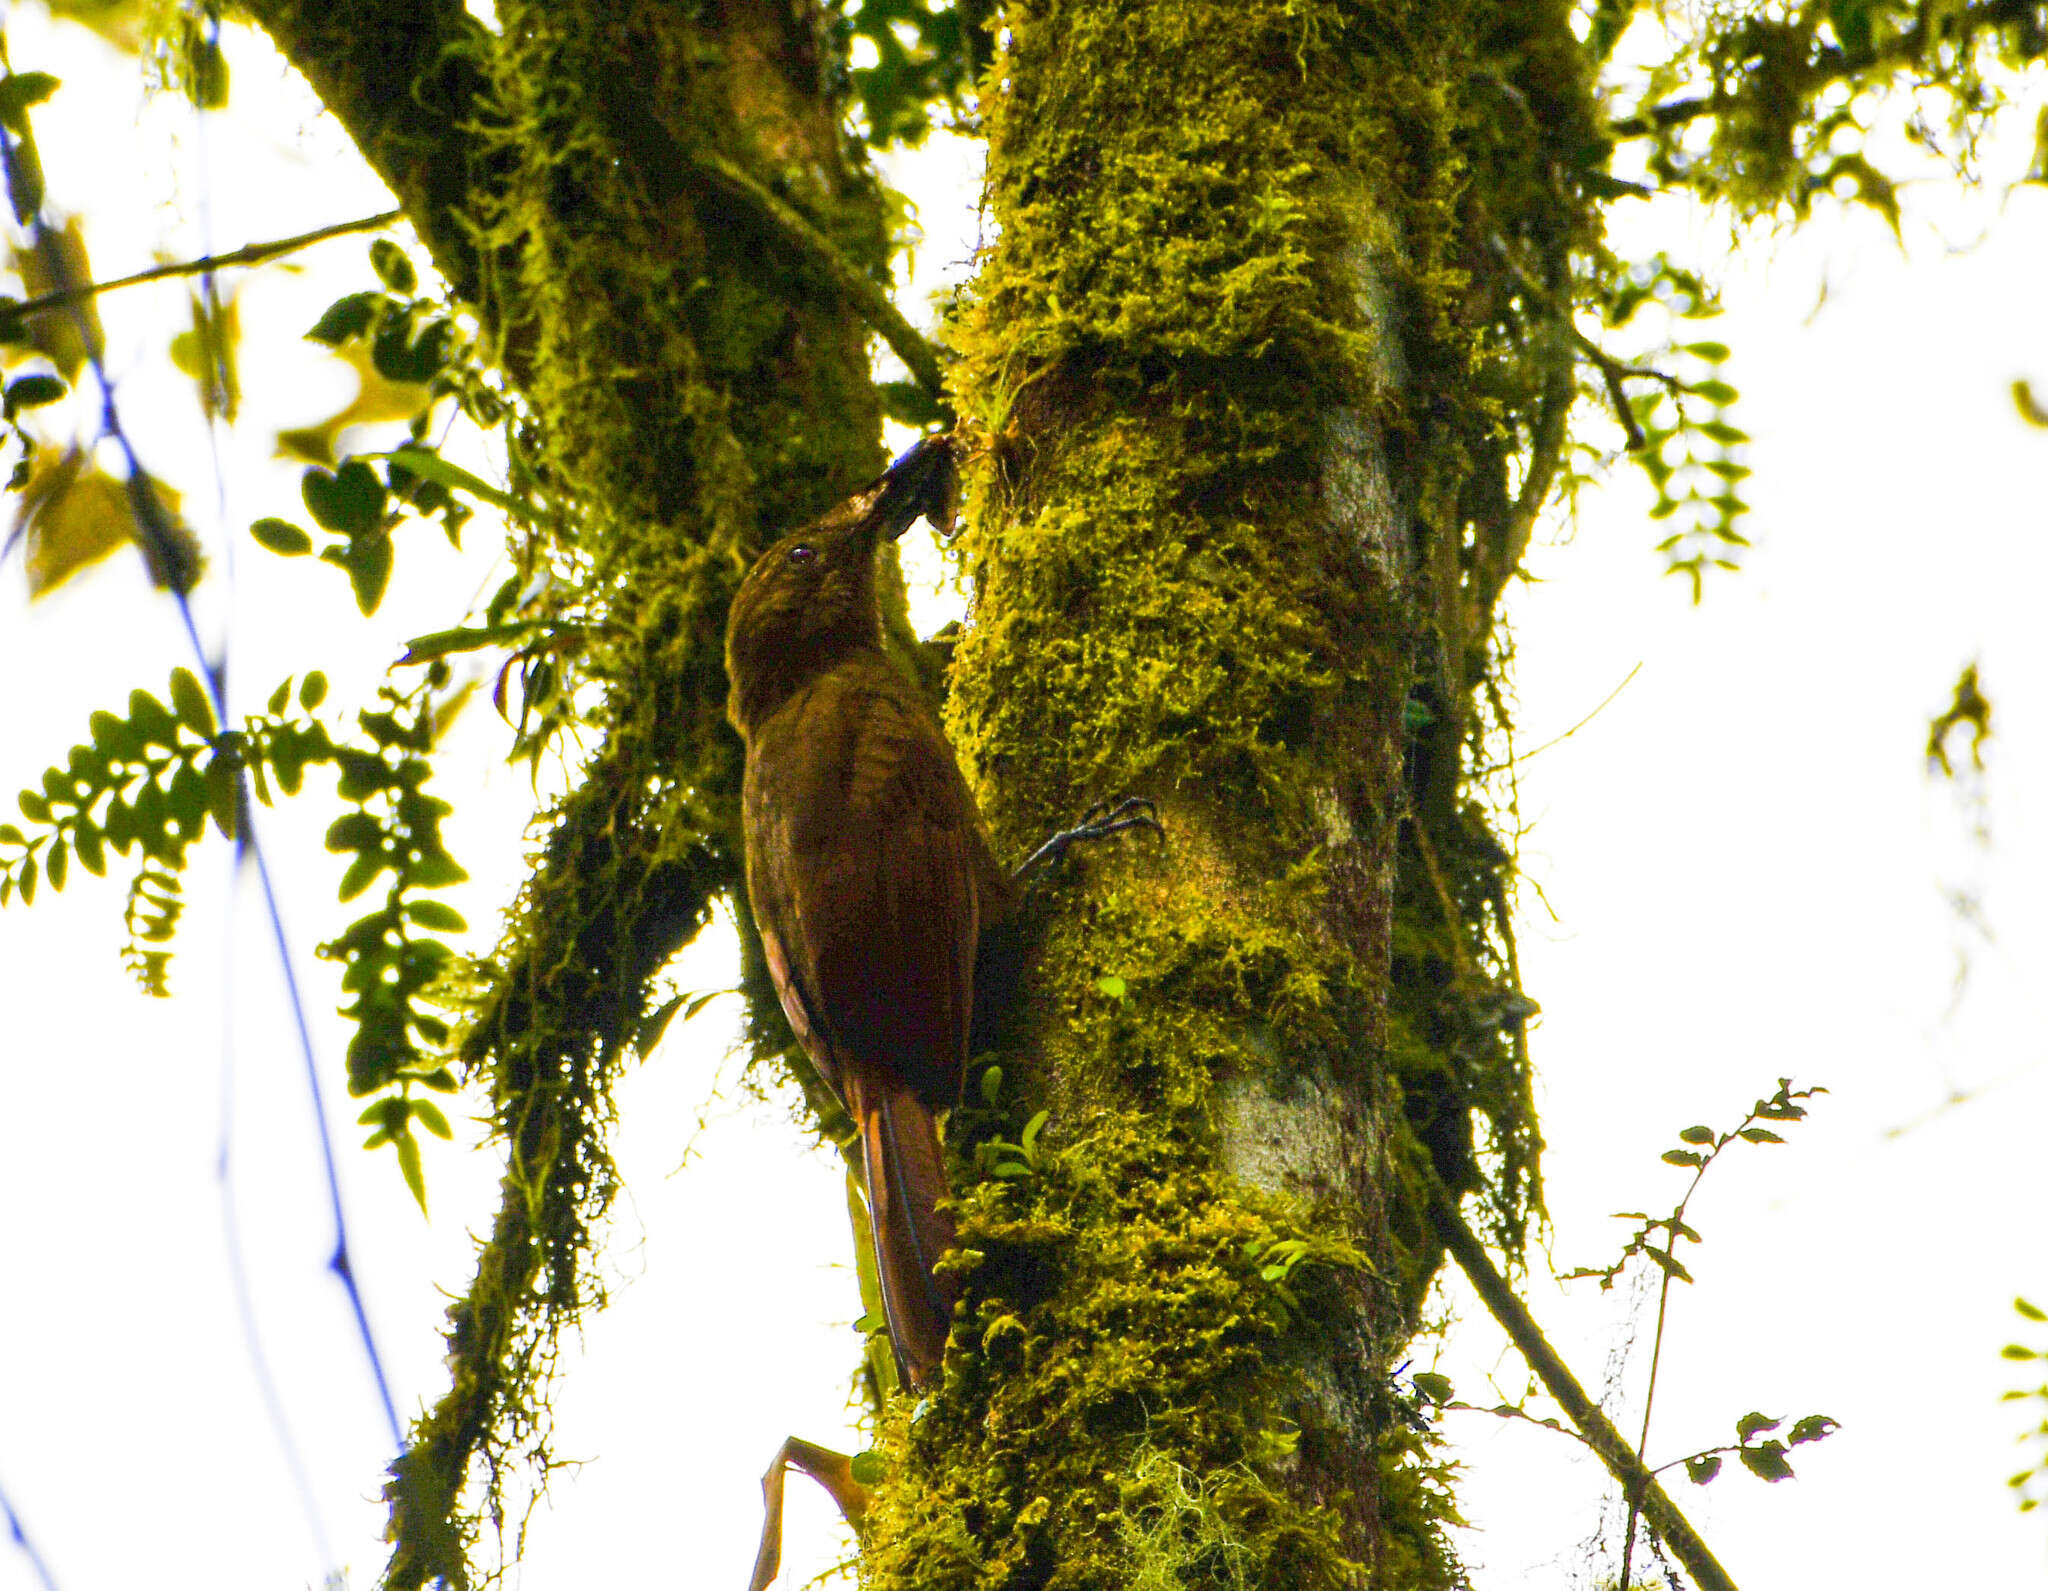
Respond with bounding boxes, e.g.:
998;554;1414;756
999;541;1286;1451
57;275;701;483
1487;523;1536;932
1012;796;1164;884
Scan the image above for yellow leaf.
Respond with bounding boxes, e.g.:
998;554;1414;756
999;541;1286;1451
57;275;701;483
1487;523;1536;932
17;444;200;598
45;0;148;52
12;217;104;380
275;335;432;465
170;286;239;424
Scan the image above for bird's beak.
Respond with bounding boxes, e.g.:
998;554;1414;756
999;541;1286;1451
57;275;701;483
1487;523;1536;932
867;434;961;543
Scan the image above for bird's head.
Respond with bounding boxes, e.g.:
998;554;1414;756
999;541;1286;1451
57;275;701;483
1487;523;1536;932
725;435;959;736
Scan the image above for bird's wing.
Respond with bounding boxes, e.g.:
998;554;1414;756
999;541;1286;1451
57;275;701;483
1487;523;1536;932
799;675;981;1104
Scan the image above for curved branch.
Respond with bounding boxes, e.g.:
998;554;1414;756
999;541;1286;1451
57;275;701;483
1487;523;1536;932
239;0;497;308
682;147;949;404
590;79;950;405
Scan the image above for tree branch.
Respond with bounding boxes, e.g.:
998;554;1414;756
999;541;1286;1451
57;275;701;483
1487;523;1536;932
1608;0;2041;139
1430;1189;1741;1591
3;209;402;322
681;147;949;404
239;0;496;308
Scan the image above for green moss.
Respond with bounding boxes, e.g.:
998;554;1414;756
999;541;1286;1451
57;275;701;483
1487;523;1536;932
841;0;1607;1582
864;1109;1366;1591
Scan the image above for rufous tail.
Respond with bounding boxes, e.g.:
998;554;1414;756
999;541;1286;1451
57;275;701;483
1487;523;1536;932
847;1072;956;1388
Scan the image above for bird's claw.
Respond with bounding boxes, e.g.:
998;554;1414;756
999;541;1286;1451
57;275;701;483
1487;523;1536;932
1013;796;1165;883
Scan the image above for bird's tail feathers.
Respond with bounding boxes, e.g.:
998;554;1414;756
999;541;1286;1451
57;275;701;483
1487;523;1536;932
851;1073;956;1388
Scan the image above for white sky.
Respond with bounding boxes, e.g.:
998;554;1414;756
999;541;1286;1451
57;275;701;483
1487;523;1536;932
0;9;2044;1591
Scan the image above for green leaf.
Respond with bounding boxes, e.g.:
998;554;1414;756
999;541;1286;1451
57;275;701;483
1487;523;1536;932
1677;1124;1714;1145
71;821;104;876
1644;1248;1693;1283
1788;1414;1839;1445
398;620;535;663
1020;1108;1049;1162
1660;1149;1705;1168
168;666;217;737
0;823;22;846
18;853;36;904
343;531;394;615
91;711;142;762
127;689;178;746
250;517;313;556
395;1128;427;1213
0;72;60;136
403;898;467;932
1738;1443;1793;1482
338;852;384;902
1735;1412;1781;1442
2019;1298;2048;1323
299;671;329;710
166;762;207;834
1685;1454;1723;1485
1411;1372;1453;1404
411;1098;453;1139
44;836;66;890
1095;974;1127;1000
369;239;418;296
307;291;378;346
382;444;534;523
5;122;44;221
204;759;238;839
406;848;467;888
326;811;384;854
4;373;67;416
849;1450;887;1487
302;460;387;537
979;1063;1003;1106
1736;1126;1784;1144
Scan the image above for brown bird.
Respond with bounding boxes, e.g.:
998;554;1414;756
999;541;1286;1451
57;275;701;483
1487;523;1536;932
727;436;1160;1389
725;436;1001;1387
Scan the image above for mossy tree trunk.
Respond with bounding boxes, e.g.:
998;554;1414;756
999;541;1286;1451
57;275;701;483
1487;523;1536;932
247;0;1589;1584
867;4;1479;1584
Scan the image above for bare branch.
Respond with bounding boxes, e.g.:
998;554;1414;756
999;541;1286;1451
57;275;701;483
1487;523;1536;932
5;209;403;323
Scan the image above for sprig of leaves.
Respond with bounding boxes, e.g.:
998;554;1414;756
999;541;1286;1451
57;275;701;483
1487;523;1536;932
251;242;528;615
1673;1410;1840;1486
2002;1297;2048;1514
1566;1078;1825;1292
1565;1077;1829;1589
315;671;471;1211
0;662;473;1207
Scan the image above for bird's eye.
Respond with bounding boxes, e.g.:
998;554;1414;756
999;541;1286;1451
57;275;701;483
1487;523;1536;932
786;543;818;565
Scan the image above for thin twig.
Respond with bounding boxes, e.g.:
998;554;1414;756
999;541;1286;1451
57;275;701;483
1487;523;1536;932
1491;239;1678;452
5;208;403;321
1472;662;1643;777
